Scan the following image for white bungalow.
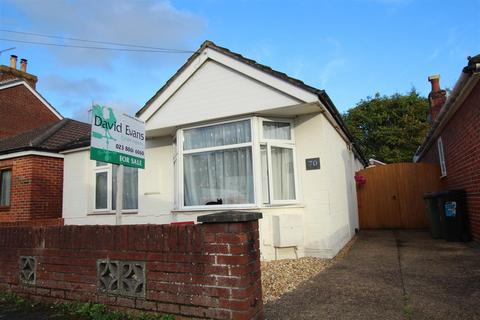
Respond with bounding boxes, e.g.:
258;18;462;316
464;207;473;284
61;41;366;260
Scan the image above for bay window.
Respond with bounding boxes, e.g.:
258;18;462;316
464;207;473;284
94;161;138;212
182;120;254;206
177;117;298;209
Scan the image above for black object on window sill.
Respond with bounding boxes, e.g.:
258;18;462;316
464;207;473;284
205;199;223;205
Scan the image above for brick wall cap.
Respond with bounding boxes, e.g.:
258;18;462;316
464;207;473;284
197;211;262;223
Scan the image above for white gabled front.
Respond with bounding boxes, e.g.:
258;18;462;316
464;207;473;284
145;60;303;132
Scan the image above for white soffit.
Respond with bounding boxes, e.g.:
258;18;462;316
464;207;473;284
145;101;322;138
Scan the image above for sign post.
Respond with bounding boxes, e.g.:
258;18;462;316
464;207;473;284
115;164;124;225
90;104;145;225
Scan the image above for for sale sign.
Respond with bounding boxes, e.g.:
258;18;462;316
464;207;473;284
90;104;145;169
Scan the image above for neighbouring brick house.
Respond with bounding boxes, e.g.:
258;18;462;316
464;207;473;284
0;55;62;139
414;54;480;241
0;55;90;225
0;119;90;225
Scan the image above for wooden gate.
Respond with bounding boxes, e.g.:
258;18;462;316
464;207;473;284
356;163;443;229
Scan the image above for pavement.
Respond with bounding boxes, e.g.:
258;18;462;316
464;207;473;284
264;230;480;320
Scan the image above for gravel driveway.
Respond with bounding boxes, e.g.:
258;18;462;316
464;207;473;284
264;230;480;320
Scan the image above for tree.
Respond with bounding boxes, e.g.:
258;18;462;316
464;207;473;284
343;89;430;163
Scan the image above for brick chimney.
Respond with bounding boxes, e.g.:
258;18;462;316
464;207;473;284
20;58;27;72
427;74;446;123
10;55;17;69
0;56;38;89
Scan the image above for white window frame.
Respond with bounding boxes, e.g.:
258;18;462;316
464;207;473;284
437;137;447;177
92;162;138;214
177;117;257;210
259;117;299;205
175;116;300;210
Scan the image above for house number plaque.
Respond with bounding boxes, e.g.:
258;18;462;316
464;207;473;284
306;158;320;170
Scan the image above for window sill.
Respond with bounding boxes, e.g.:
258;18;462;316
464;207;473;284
87;211;138;216
172;203;305;213
0;206;11;212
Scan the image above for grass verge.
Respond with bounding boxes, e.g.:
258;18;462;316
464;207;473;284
0;291;174;320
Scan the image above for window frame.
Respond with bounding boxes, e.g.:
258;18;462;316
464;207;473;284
175;116;300;210
437;137;447;177
0;167;12;208
259;117;299;205
92;162;138;214
177;117;258;210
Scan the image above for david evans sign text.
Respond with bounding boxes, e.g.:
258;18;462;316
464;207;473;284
90;105;145;169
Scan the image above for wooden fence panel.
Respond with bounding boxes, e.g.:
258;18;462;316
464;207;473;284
357;163;443;229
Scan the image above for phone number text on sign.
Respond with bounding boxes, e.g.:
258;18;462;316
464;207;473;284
115;144;145;156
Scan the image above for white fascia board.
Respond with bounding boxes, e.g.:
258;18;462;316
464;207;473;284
0;150;64;161
141;47;320;123
60;146;90;154
0;80;63;120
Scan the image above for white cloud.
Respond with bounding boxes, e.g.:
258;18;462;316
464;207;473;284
319;58;347;87
6;0;205;67
42;75;111;97
428;48;440;61
61;97;138;122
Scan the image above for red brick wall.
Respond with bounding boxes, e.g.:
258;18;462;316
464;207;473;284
0;84;59;139
419;80;480;240
0;156;63;223
0;222;264;320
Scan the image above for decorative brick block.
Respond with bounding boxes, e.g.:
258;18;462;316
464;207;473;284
19;256;36;285
97;260;146;298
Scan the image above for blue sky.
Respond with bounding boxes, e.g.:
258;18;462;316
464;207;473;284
1;0;479;121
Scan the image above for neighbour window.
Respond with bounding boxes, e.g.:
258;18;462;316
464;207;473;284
0;168;12;207
94;161;138;211
177;117;298;209
260;120;296;204
437;137;447;177
182;119;254;207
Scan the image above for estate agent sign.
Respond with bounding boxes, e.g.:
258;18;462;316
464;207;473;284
90;104;145;169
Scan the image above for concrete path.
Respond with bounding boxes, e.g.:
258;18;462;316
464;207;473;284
264;230;480;320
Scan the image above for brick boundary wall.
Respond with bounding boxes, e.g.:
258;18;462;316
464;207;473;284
0;212;264;320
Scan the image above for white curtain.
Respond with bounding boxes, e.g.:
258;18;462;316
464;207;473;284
263;122;291;140
271;147;295;200
0;170;11;206
184;147;254;206
183;120;251;150
260;145;270;203
112;166;138;210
